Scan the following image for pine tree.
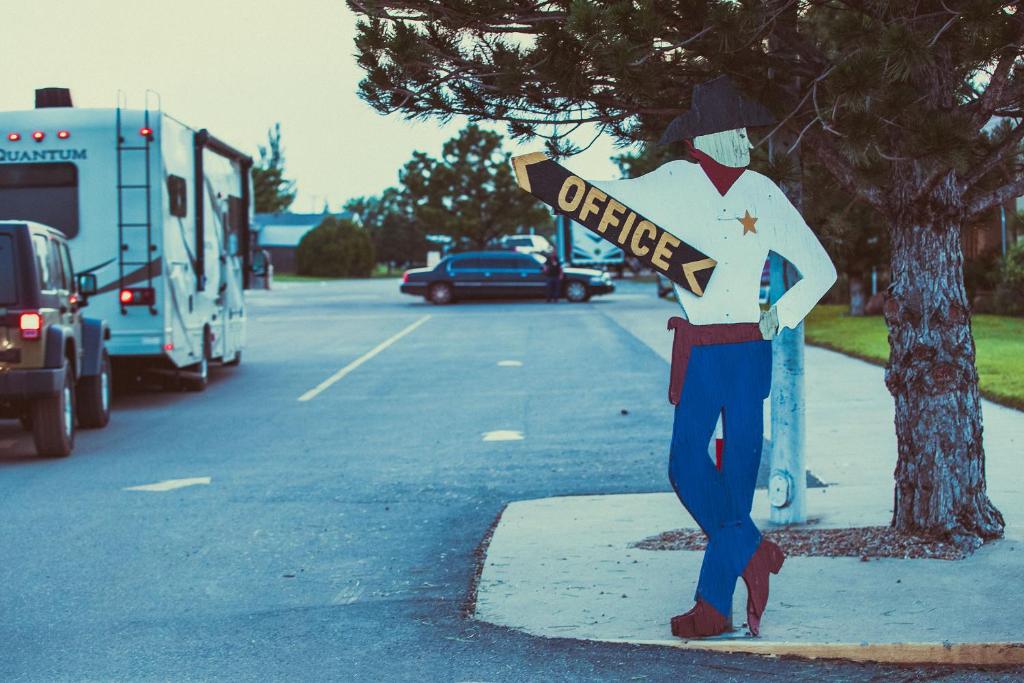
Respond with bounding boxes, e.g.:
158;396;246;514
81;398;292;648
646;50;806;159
252;123;297;214
349;0;1024;548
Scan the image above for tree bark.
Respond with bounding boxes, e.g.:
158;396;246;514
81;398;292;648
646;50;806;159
848;273;866;316
883;172;1004;549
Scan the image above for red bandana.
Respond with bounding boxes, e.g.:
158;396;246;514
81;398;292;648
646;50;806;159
685;140;747;196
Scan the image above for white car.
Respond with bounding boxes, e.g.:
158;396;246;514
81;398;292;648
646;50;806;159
499;234;552;254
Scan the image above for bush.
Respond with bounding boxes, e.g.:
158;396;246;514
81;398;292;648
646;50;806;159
296;217;376;277
993;243;1024;316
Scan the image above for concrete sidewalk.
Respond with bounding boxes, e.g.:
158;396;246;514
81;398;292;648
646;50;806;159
471;282;1024;664
473;492;1024;664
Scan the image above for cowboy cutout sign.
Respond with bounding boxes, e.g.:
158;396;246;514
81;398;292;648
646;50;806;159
513;76;837;638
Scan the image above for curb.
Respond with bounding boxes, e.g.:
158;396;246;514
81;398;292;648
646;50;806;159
605;638;1024;666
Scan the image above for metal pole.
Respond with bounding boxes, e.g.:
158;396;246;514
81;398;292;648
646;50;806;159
1001;205;1007;257
766;155;807;526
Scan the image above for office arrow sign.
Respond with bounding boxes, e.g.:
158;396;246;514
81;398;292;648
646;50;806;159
512;153;716;296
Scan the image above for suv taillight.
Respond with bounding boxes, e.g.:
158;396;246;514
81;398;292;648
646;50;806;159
19;312;42;340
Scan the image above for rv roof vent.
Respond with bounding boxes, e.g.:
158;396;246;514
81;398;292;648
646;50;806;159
35;88;73;108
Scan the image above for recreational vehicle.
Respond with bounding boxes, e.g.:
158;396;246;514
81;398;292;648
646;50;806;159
0;89;253;390
554;213;626;272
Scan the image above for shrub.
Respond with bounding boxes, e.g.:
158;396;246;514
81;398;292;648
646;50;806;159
993;243;1024;316
296;217;376;277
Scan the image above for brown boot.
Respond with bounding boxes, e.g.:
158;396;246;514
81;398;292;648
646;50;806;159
741;539;785;636
670;599;733;638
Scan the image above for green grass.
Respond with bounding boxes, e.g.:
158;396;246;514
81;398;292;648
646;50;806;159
805;305;1024;410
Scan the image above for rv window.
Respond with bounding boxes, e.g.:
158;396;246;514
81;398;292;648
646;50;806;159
0;235;17;305
0;163;79;238
167;175;187;217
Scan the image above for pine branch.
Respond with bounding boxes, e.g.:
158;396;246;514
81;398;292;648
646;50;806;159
960;121;1024;193
966;175;1024;219
803;128;884;209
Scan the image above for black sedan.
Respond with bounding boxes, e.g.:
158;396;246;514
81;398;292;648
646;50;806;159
400;251;614;305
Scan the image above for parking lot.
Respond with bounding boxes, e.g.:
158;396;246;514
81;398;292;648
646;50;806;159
0;279;938;681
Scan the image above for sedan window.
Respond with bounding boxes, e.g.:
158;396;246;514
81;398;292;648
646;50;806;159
449;258;482;271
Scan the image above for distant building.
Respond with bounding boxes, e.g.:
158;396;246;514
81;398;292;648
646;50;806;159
252;211;359;273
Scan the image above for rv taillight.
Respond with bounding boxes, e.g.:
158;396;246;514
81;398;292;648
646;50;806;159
57;130;70;139
31;131;44;142
7;132;20;142
139;127;153;138
120;287;155;306
19;312;42;340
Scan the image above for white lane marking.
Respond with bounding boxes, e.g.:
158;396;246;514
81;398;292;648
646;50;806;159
332;580;364;605
0;439;16;448
298;315;431;402
497;360;523;367
124;477;211;492
483;430;524;442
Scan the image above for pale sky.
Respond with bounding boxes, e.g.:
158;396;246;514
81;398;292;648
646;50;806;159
0;0;624;212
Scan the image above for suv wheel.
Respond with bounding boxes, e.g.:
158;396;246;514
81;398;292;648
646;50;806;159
428;282;454;305
564;280;590;303
31;361;75;457
77;351;112;428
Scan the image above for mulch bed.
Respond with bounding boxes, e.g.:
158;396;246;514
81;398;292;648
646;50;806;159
632;526;970;560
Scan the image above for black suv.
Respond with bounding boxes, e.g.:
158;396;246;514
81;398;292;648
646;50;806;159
0;221;111;456
400;251;614;304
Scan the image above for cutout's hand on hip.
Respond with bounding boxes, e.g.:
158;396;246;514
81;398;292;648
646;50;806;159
759;307;780;341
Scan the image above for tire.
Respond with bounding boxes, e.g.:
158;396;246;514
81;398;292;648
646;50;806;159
564;280;590;303
428;282;454;305
183;328;211;392
31;362;75;457
77;351;112;429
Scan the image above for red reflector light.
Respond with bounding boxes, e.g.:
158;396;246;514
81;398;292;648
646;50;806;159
7;132;20;142
139;127;153;137
120;287;155;306
57;130;70;139
19;312;42;340
163;343;174;351
31;131;45;142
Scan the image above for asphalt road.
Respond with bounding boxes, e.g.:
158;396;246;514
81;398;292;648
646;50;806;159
0;279;1014;682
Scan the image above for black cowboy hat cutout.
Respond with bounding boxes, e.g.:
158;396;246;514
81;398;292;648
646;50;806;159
659;76;777;145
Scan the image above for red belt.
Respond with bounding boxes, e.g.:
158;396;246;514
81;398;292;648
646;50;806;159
667;317;763;405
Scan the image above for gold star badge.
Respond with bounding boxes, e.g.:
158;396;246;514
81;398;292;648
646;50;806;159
738;210;758;235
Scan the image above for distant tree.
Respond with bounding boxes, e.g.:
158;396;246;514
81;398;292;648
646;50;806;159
252;123;297;214
401;124;552;249
346;189;427;270
296;216;375;277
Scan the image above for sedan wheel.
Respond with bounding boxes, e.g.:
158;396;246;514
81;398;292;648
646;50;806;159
565;280;589;303
429;282;454;305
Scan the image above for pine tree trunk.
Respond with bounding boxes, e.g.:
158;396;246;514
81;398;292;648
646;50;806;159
883;172;1004;549
848;273;867;316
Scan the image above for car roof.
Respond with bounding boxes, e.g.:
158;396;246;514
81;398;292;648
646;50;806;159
448;250;531;258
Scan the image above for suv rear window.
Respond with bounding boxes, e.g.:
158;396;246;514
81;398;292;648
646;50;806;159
0;163;80;238
0;234;17;305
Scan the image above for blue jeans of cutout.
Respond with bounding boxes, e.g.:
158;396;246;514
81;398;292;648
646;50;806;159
668;339;772;619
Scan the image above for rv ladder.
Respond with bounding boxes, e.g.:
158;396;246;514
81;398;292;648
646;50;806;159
115;92;157;315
